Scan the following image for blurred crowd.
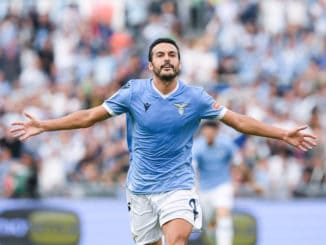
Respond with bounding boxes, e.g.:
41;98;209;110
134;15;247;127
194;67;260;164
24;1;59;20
0;0;325;199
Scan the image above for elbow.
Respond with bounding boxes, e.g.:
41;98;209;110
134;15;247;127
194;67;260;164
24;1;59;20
233;115;249;134
79;110;97;128
77;106;109;128
82;117;97;128
76;120;91;129
222;110;253;134
80;121;94;128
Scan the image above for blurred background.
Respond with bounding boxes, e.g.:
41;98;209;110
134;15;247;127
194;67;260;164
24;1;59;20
0;0;325;244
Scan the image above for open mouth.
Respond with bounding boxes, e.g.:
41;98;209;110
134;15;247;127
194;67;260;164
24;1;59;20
162;65;173;70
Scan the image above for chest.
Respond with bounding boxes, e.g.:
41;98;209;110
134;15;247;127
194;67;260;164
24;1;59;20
131;94;198;134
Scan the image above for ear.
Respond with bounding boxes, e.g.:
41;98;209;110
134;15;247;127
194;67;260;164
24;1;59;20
148;62;153;71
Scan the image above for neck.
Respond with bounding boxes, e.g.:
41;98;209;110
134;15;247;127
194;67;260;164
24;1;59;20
153;77;178;95
206;138;214;145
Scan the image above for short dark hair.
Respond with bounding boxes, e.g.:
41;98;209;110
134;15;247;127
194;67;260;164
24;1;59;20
201;120;219;129
148;37;180;62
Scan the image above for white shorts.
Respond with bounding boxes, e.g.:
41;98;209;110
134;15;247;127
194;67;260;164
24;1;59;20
199;182;234;222
126;188;203;245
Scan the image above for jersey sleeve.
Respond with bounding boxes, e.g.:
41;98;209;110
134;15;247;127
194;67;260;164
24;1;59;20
199;89;227;120
102;81;132;116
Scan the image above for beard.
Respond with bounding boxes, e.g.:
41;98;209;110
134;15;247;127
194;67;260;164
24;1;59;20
152;63;180;82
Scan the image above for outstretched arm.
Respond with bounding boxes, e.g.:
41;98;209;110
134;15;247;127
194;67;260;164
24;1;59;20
221;110;317;151
10;105;111;141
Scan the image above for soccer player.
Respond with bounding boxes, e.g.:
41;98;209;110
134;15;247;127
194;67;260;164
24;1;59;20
10;38;317;245
193;120;238;245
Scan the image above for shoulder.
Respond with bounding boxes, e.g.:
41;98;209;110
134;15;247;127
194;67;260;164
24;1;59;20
129;78;150;85
180;82;206;97
123;79;150;92
181;82;204;93
181;83;216;109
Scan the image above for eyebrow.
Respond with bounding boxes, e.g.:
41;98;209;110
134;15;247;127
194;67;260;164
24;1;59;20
155;51;177;55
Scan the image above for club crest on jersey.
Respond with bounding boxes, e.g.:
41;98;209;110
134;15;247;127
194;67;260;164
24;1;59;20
174;103;188;116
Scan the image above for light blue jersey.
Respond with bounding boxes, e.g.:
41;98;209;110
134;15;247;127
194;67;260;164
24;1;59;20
193;133;237;191
102;78;227;194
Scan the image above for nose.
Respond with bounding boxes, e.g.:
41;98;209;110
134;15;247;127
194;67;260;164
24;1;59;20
164;56;170;62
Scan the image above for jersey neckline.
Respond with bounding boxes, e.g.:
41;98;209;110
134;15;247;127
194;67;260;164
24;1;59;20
150;78;180;99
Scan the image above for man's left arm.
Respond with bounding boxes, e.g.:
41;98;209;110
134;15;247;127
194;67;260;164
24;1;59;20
220;110;317;151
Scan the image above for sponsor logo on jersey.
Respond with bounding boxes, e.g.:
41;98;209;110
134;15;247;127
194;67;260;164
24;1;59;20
143;103;151;112
174;103;188;116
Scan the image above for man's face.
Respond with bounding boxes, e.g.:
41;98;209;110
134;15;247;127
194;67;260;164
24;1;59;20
202;126;218;145
149;43;181;82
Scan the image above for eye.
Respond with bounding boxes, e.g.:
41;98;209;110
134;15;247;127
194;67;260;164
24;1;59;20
169;52;177;57
156;52;164;57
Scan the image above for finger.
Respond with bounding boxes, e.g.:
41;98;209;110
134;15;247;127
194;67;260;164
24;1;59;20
19;134;30;141
303;138;317;147
302;133;317;140
23;112;35;121
9;126;25;133
298;144;308;152
303;136;317;145
296;125;308;132
13;131;26;139
11;122;24;126
301;141;313;150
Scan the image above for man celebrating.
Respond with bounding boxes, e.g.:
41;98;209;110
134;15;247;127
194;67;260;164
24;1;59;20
10;38;317;245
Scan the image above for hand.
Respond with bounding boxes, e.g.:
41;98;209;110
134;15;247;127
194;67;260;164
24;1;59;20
283;125;317;151
10;112;44;141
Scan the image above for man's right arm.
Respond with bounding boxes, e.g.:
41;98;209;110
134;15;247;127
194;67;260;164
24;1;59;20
10;105;111;141
41;105;111;130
